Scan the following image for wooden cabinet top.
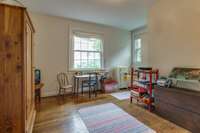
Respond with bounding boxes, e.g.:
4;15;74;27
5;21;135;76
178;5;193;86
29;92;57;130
155;86;200;97
0;3;35;32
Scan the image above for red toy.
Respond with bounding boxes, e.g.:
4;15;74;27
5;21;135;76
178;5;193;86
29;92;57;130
102;79;118;93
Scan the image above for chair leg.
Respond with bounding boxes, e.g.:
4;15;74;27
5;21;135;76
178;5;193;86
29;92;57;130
94;85;97;97
58;88;61;98
73;78;76;95
93;86;95;97
62;88;65;100
92;86;95;94
58;88;65;101
81;83;84;95
89;85;91;99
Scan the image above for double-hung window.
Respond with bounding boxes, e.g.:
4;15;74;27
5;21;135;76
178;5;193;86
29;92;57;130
134;38;142;63
70;32;103;70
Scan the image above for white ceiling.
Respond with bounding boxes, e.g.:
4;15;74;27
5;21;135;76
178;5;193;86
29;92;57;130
21;0;155;30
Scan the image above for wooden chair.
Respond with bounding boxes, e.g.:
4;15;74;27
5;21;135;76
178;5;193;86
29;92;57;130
57;73;73;99
81;72;98;98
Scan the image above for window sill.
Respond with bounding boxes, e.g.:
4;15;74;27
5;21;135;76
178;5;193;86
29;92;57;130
68;68;106;72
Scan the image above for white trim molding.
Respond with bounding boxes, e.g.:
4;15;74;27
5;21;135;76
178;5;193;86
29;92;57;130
68;26;105;71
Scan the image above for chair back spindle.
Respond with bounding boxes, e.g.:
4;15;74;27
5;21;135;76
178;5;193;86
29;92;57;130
57;73;69;88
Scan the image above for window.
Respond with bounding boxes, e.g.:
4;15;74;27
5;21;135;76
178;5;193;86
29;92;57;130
70;33;103;70
134;38;142;63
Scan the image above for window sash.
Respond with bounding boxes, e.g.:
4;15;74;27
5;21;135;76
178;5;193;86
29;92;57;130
73;51;102;69
134;38;142;63
74;48;102;52
73;35;102;52
135;49;141;63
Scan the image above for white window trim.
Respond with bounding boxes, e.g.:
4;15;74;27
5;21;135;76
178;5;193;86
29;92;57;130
68;29;104;71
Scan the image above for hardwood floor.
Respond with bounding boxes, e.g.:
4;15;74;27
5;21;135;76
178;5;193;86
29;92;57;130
33;92;190;133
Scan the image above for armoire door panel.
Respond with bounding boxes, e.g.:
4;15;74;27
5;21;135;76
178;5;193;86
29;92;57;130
24;13;36;133
0;5;24;133
0;4;36;133
26;22;34;119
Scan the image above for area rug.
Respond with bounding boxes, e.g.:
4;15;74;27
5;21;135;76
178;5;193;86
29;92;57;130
79;103;156;133
110;91;130;100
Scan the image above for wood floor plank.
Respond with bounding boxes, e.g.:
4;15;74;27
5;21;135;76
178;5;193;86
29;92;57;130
33;92;190;133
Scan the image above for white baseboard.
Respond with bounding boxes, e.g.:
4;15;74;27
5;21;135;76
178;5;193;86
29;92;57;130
41;87;102;98
42;90;58;97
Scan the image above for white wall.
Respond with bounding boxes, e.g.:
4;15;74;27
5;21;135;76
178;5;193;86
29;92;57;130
148;0;200;76
30;13;131;97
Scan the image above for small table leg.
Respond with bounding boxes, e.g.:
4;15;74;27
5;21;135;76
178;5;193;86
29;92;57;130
39;89;41;102
77;78;79;96
73;76;76;96
35;89;41;103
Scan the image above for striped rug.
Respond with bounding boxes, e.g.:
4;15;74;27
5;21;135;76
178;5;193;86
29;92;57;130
79;103;156;133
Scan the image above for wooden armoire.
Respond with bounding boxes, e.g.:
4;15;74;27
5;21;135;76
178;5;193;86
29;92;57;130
0;3;36;133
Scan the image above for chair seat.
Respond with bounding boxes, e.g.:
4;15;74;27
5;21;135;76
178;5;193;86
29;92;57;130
82;81;97;86
61;85;73;89
82;80;97;85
